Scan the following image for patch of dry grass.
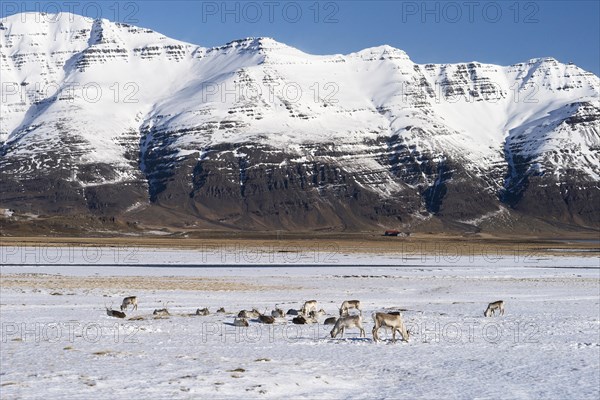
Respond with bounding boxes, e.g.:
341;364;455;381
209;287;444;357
1;234;597;257
0;273;285;292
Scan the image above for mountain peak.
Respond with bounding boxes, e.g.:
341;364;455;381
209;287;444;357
1;11;95;25
214;37;295;53
1;11;95;35
208;36;312;64
351;45;411;62
527;57;559;64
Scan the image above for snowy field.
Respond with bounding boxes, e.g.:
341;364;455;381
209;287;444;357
1;246;599;399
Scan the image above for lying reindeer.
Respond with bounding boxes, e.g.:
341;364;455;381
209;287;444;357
372;312;409;342
196;307;210;316
238;309;260;318
484;300;505;317
339;300;361;316
271;308;284;318
120;296;138;312
292;315;316;325
153;308;170;317
105;303;126;319
330;315;365;339
233;318;249;327
258;314;275;324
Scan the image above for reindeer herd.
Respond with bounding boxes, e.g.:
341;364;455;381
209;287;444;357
105;296;506;343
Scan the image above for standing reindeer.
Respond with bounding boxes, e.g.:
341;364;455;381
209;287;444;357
330;315;366;338
484;300;505;317
339;300;361;316
120;296;138;312
372;312;409;342
301;300;318;316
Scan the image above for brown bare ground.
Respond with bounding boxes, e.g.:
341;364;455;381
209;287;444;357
0;273;283;292
0;234;597;257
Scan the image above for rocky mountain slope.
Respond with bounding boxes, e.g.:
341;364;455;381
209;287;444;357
1;12;599;233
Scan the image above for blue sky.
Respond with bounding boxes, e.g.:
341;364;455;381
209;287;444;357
2;1;599;74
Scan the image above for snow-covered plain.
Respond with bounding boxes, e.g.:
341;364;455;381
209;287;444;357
1;247;599;399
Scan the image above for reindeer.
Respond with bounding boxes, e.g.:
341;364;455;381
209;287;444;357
271;308;284;318
233;318;249;327
153;308;170;316
238;309;260;318
153;301;171;317
372;312;409;342
484;300;505;317
324;317;337;325
339;300;361;316
120;296;138;312
301;300;317;316
292;315;307;324
330;315;365;338
105;303;126;319
292;315;316;325
308;309;326;319
196;307;210;316
258;314;276;324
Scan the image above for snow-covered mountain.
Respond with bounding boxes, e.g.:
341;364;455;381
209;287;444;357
1;12;599;231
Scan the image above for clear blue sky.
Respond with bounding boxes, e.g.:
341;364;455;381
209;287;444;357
2;1;599;75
